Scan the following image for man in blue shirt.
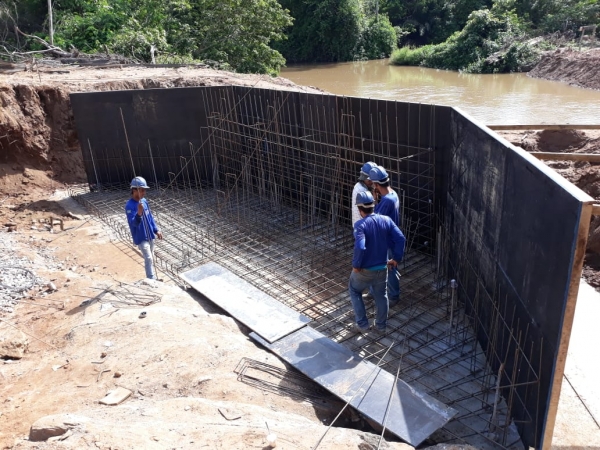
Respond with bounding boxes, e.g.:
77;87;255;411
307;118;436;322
368;166;401;307
125;176;163;280
350;191;405;334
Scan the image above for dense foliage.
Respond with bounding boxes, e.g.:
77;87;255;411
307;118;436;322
390;0;599;72
0;0;293;74
1;0;598;73
275;0;397;62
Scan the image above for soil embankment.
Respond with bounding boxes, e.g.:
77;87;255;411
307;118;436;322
528;48;600;90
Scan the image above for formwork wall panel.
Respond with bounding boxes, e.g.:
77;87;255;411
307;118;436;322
446;109;592;448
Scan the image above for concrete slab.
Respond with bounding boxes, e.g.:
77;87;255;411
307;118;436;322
251;326;457;447
180;262;311;343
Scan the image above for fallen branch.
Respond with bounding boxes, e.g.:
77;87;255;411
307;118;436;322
14;27;74;58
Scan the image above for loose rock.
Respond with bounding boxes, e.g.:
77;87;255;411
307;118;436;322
0;325;29;359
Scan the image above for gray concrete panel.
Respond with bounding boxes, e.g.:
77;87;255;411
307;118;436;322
251;326;457;447
180;262;311;343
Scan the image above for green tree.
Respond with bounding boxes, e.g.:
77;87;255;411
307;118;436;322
391;0;540;72
2;0;292;74
359;15;397;58
165;0;292;73
276;0;363;62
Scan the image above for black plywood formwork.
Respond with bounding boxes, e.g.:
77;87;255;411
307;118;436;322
445;109;593;448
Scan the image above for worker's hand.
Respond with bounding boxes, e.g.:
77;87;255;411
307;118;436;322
387;259;398;269
156;231;163;240
352;267;362;273
137;202;144;216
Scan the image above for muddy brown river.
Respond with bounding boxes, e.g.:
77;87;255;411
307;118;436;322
281;60;600;125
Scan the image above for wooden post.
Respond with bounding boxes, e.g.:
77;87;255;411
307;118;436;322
530;152;600;163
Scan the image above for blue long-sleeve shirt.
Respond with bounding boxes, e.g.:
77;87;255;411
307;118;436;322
125;198;159;245
375;190;400;226
352;213;406;269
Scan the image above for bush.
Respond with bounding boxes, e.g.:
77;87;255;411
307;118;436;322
361;16;397;59
391;3;542;73
390;45;434;65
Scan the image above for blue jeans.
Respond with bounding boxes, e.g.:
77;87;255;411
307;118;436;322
348;269;388;330
137;240;156;279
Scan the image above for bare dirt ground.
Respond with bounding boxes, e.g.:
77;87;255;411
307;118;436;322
528;47;600;90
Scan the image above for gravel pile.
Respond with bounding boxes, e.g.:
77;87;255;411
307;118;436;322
0;232;41;314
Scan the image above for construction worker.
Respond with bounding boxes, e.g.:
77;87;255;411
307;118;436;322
350;191;405;334
368;166;401;306
125;176;163;280
351;161;377;227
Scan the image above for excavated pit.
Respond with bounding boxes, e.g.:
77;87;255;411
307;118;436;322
66;85;592;449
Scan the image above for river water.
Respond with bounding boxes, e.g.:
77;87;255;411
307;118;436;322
281;59;600;125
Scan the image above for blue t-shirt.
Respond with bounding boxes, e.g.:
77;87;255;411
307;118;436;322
352;214;405;269
375;190;400;226
125;198;159;245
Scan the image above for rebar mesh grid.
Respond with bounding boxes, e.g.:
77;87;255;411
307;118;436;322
71;182;523;449
234;357;335;405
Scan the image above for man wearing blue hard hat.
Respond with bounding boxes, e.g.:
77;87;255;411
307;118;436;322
368;165;401;307
125;176;163;280
350;191;405;334
351;161;376;227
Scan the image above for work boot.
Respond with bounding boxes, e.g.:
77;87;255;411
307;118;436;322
371;327;387;336
351;323;370;334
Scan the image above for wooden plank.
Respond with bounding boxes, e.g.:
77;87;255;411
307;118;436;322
489;124;600;131
541;202;593;450
592;205;600;216
530;152;600;163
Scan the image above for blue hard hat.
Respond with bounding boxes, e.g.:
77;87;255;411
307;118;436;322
368;166;389;184
360;161;377;177
130;176;150;189
356;191;375;207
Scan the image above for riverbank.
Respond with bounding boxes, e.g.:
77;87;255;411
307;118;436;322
528;47;600;90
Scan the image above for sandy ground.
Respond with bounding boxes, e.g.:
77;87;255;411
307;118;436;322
0;65;324;92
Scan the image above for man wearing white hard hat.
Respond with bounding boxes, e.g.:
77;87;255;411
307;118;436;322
350;191;405;334
125;176;163;279
351;161;376;227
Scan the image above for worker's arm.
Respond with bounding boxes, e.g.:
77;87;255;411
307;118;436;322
352;224;366;271
126;201;143;227
146;202;161;237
